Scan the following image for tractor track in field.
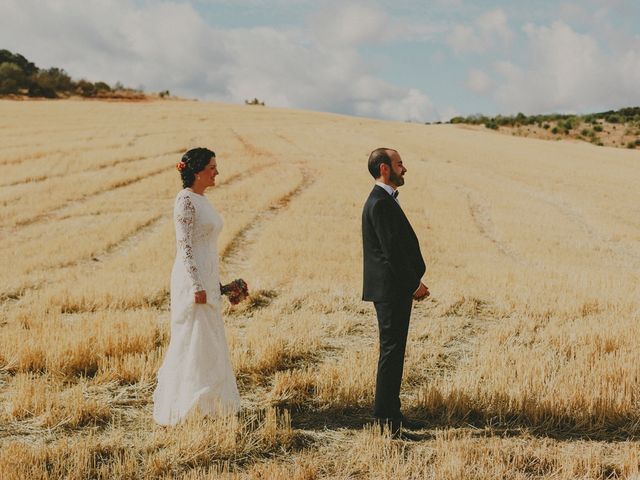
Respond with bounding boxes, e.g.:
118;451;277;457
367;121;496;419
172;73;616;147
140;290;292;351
11;164;176;228
221;164;314;273
0;126;212;167
220;129;315;276
513;182;640;267
0;149;185;188
462;187;521;263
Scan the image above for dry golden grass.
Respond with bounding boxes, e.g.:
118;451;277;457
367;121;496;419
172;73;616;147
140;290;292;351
1;98;639;478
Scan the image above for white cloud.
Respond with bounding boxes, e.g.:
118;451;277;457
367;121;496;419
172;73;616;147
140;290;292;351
437;106;461;123
493;21;640;113
434;0;463;6
465;69;493;94
353;84;434;122
557;2;595;25
0;0;436;121
448;25;478;54
309;2;444;46
1;0;232;95
309;2;389;47
220;26;435;121
477;9;512;44
447;8;513;54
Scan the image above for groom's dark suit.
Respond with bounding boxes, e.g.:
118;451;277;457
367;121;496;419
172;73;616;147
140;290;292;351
362;184;425;420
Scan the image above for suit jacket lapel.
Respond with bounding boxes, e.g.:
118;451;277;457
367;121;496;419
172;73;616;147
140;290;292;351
374;185;408;218
377;187;418;241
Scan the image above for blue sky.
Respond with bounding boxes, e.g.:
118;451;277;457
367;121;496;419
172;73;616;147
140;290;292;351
2;0;640;122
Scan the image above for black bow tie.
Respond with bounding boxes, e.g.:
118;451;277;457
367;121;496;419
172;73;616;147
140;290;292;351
392;190;399;199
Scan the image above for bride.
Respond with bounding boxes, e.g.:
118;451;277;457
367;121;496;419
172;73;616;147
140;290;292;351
153;147;243;425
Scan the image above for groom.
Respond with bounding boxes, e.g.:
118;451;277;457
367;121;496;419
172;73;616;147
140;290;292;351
362;147;429;435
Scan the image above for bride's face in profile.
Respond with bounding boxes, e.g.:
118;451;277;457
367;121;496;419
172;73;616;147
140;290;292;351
200;157;219;187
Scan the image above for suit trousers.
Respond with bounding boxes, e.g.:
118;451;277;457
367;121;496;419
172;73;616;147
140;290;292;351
373;294;413;419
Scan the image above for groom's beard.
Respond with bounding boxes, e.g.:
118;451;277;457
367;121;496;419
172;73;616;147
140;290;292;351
390;169;404;187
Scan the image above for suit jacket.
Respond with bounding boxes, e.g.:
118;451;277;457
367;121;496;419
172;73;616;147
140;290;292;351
362;185;426;302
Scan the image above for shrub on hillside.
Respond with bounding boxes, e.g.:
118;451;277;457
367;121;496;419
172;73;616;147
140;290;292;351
0;62;25;94
76;79;96;97
514;112;535;125
28;68;73;98
38;68;73;93
561;118;577;131
468;114;489;125
0;49;141;99
94;81;111;92
245;98;265;106
28;83;56;98
0;50;37;76
617;107;640;121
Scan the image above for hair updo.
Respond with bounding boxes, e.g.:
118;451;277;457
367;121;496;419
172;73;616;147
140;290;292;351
178;147;215;188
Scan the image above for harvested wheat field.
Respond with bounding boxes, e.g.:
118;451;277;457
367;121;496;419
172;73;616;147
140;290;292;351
1;99;639;479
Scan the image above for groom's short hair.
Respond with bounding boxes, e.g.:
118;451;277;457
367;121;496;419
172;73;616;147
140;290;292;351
368;147;397;179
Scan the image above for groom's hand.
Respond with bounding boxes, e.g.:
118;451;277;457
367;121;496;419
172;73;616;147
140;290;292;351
194;290;207;304
413;282;430;301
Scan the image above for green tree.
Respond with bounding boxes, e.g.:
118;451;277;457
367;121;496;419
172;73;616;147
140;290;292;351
94;81;111;92
0;62;26;94
0;49;37;76
76;79;96;97
29;68;71;98
41;67;73;92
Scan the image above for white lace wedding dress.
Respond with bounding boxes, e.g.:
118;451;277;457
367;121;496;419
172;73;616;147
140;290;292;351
153;189;240;425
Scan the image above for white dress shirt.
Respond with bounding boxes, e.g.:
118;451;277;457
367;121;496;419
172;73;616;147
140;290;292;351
375;181;400;205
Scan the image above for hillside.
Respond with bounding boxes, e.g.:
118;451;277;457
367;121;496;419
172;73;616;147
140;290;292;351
0;49;166;100
450;107;640;149
1;99;639;479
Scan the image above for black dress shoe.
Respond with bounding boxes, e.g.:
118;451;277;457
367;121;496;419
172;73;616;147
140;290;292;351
398;415;427;430
391;429;421;441
374;418;423;440
374;417;402;435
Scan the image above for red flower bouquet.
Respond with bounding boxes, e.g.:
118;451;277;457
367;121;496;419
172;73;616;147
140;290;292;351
221;279;249;305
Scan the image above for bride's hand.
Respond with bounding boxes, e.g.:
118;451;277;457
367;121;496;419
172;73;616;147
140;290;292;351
194;290;207;304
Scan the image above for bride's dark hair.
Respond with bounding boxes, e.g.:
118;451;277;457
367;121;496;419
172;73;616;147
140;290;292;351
178;148;215;188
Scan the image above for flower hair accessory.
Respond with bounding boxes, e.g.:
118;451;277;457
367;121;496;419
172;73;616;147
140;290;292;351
176;161;186;171
221;279;249;305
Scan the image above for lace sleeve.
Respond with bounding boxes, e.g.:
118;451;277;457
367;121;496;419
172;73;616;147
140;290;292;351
175;194;204;293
